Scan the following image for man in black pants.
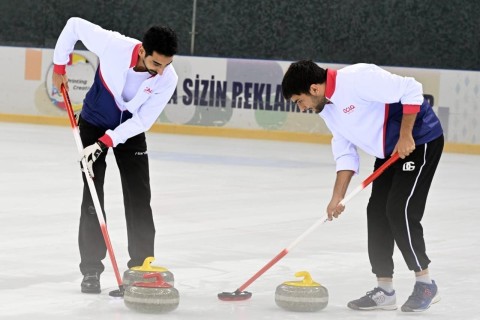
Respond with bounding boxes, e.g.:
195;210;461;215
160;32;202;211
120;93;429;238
52;17;178;293
282;60;443;312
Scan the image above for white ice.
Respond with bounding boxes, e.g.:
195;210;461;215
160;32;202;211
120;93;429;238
0;122;479;320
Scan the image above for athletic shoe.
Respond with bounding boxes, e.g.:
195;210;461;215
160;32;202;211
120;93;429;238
347;287;397;310
401;280;440;312
81;272;101;293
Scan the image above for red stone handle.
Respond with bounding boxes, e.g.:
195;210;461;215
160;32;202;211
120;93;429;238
133;272;172;288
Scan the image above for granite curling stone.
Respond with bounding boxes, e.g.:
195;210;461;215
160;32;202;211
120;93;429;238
124;272;180;314
123;256;174;288
275;271;328;312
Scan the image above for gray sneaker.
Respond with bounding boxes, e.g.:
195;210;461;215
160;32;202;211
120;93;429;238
401;280;440;312
347;287;397;310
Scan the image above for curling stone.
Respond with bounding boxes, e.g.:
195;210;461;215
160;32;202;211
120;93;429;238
124;272;180;313
275;271;328;312
123;257;174;288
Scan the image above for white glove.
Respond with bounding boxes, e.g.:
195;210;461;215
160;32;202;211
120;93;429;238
81;141;107;178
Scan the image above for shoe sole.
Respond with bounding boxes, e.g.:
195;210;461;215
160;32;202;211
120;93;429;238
81;288;101;294
401;294;441;312
348;302;398;311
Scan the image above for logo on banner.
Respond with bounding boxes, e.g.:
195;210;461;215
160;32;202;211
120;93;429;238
45;52;96;112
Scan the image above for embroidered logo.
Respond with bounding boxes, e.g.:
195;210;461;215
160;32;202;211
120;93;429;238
135;151;148;156
343;105;355;114
402;161;415;171
144;87;153;94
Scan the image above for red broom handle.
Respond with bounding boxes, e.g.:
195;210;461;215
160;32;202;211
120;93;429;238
61;85;124;290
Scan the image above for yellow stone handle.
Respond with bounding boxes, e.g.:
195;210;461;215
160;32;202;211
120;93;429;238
139;256;156;271
294;271;314;285
131;256;169;272
281;271;321;287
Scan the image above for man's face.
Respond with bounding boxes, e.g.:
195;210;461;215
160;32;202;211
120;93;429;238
291;93;328;114
141;50;173;76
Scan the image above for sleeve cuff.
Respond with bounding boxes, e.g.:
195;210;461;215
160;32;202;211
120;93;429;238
403;104;420;114
335;155;359;174
53;64;66;75
98;134;113;148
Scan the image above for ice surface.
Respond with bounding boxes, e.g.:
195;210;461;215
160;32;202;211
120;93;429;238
0;122;479;319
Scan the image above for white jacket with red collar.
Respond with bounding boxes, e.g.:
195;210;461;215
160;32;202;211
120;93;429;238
53;17;178;147
321;63;442;173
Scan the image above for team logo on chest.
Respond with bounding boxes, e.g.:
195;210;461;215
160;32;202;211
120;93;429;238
343;104;355;114
144;87;153;94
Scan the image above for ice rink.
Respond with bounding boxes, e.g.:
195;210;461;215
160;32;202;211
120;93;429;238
1;122;479;320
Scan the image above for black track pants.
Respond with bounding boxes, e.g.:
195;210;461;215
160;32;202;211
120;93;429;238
366;135;444;278
78;117;155;275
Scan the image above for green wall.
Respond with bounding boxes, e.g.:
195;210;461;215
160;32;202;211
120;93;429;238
1;0;478;70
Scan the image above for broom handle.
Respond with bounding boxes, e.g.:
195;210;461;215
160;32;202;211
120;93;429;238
237;153;400;292
61;85;124;289
287;152;400;250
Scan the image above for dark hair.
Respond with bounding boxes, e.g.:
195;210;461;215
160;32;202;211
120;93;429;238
282;60;327;100
142;26;178;57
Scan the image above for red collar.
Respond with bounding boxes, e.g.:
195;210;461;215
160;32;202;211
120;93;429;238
130;43;142;68
325;69;337;100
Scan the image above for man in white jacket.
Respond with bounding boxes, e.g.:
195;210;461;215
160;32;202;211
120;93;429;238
282;60;443;312
52;17;178;293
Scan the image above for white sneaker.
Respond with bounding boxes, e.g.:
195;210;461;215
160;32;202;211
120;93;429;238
347;287;397;310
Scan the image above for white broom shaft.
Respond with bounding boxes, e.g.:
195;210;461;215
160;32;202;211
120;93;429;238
339;184;363;206
61;85;122;287
286;186;362;251
287;153;400;252
287;216;328;251
81;157;106;225
232;154;400;293
65;93;107;226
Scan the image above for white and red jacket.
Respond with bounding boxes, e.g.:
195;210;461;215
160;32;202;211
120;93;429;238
53;17;178;147
321;63;443;173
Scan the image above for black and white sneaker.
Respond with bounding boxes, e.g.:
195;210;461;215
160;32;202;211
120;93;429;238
347;287;397;310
